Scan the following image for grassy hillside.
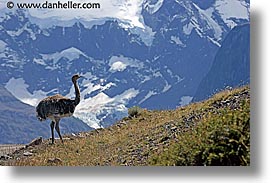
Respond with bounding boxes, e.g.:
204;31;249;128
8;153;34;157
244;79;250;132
2;86;250;166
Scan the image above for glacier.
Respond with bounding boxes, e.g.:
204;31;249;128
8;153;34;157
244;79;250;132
5;77;51;106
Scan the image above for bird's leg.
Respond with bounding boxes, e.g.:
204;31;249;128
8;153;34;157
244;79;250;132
55;118;63;143
50;121;55;144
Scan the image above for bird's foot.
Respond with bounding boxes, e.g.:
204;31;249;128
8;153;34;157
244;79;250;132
49;138;55;145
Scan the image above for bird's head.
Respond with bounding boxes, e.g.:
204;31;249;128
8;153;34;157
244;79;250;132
72;74;83;82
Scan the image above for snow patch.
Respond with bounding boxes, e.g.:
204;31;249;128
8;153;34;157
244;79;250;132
153;71;162;78
127;25;156;46
214;0;249;28
66;73;114;100
0;40;6;52
33;58;47;66
139;90;157;104
179;96;193;106
41;47;87;70
167;68;183;83
170;36;185;46
110;61;127;72
162;81;171;93
6;23;37;40
193;3;223;41
74;88;139;128
42;47;86;63
182;23;194;35
141;75;151;84
143;0;164;14
5;77;51;106
109;55;143;73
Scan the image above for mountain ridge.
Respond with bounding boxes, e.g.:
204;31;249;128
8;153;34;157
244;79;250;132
0;0;250;128
192;23;250;102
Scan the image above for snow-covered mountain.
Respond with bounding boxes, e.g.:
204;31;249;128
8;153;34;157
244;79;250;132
0;0;250;128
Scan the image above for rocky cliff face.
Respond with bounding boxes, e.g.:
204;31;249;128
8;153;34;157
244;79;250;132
192;23;250;102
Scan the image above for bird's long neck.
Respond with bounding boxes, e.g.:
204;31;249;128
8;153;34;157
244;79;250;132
73;80;80;105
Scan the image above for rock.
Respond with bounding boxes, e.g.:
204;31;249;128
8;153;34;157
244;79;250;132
26;137;42;147
171;126;177;131
71;133;77;137
139;117;145;122
69;137;75;140
47;157;62;164
71;133;85;138
119;121;127;125
159;136;169;143
0;155;12;160
95;128;104;133
164;124;171;130
23;151;33;156
62;137;71;141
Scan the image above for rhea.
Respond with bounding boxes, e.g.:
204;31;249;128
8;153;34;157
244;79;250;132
36;74;83;144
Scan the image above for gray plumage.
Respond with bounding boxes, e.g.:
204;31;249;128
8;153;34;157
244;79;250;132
36;94;76;121
36;74;82;144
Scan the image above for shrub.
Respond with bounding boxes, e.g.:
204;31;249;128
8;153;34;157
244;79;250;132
150;101;250;166
128;106;142;118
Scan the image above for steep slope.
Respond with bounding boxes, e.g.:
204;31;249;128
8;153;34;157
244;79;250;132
0;86;92;144
4;86;250;166
192;23;250;102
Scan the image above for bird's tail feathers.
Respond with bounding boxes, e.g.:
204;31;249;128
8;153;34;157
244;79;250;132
37;115;46;122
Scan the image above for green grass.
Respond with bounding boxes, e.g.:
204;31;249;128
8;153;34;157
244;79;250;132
128;106;143;118
149;102;250;166
8;86;250;166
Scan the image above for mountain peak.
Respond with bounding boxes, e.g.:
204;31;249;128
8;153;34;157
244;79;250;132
0;0;250;129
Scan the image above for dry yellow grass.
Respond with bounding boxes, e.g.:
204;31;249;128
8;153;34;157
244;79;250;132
8;86;250;166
